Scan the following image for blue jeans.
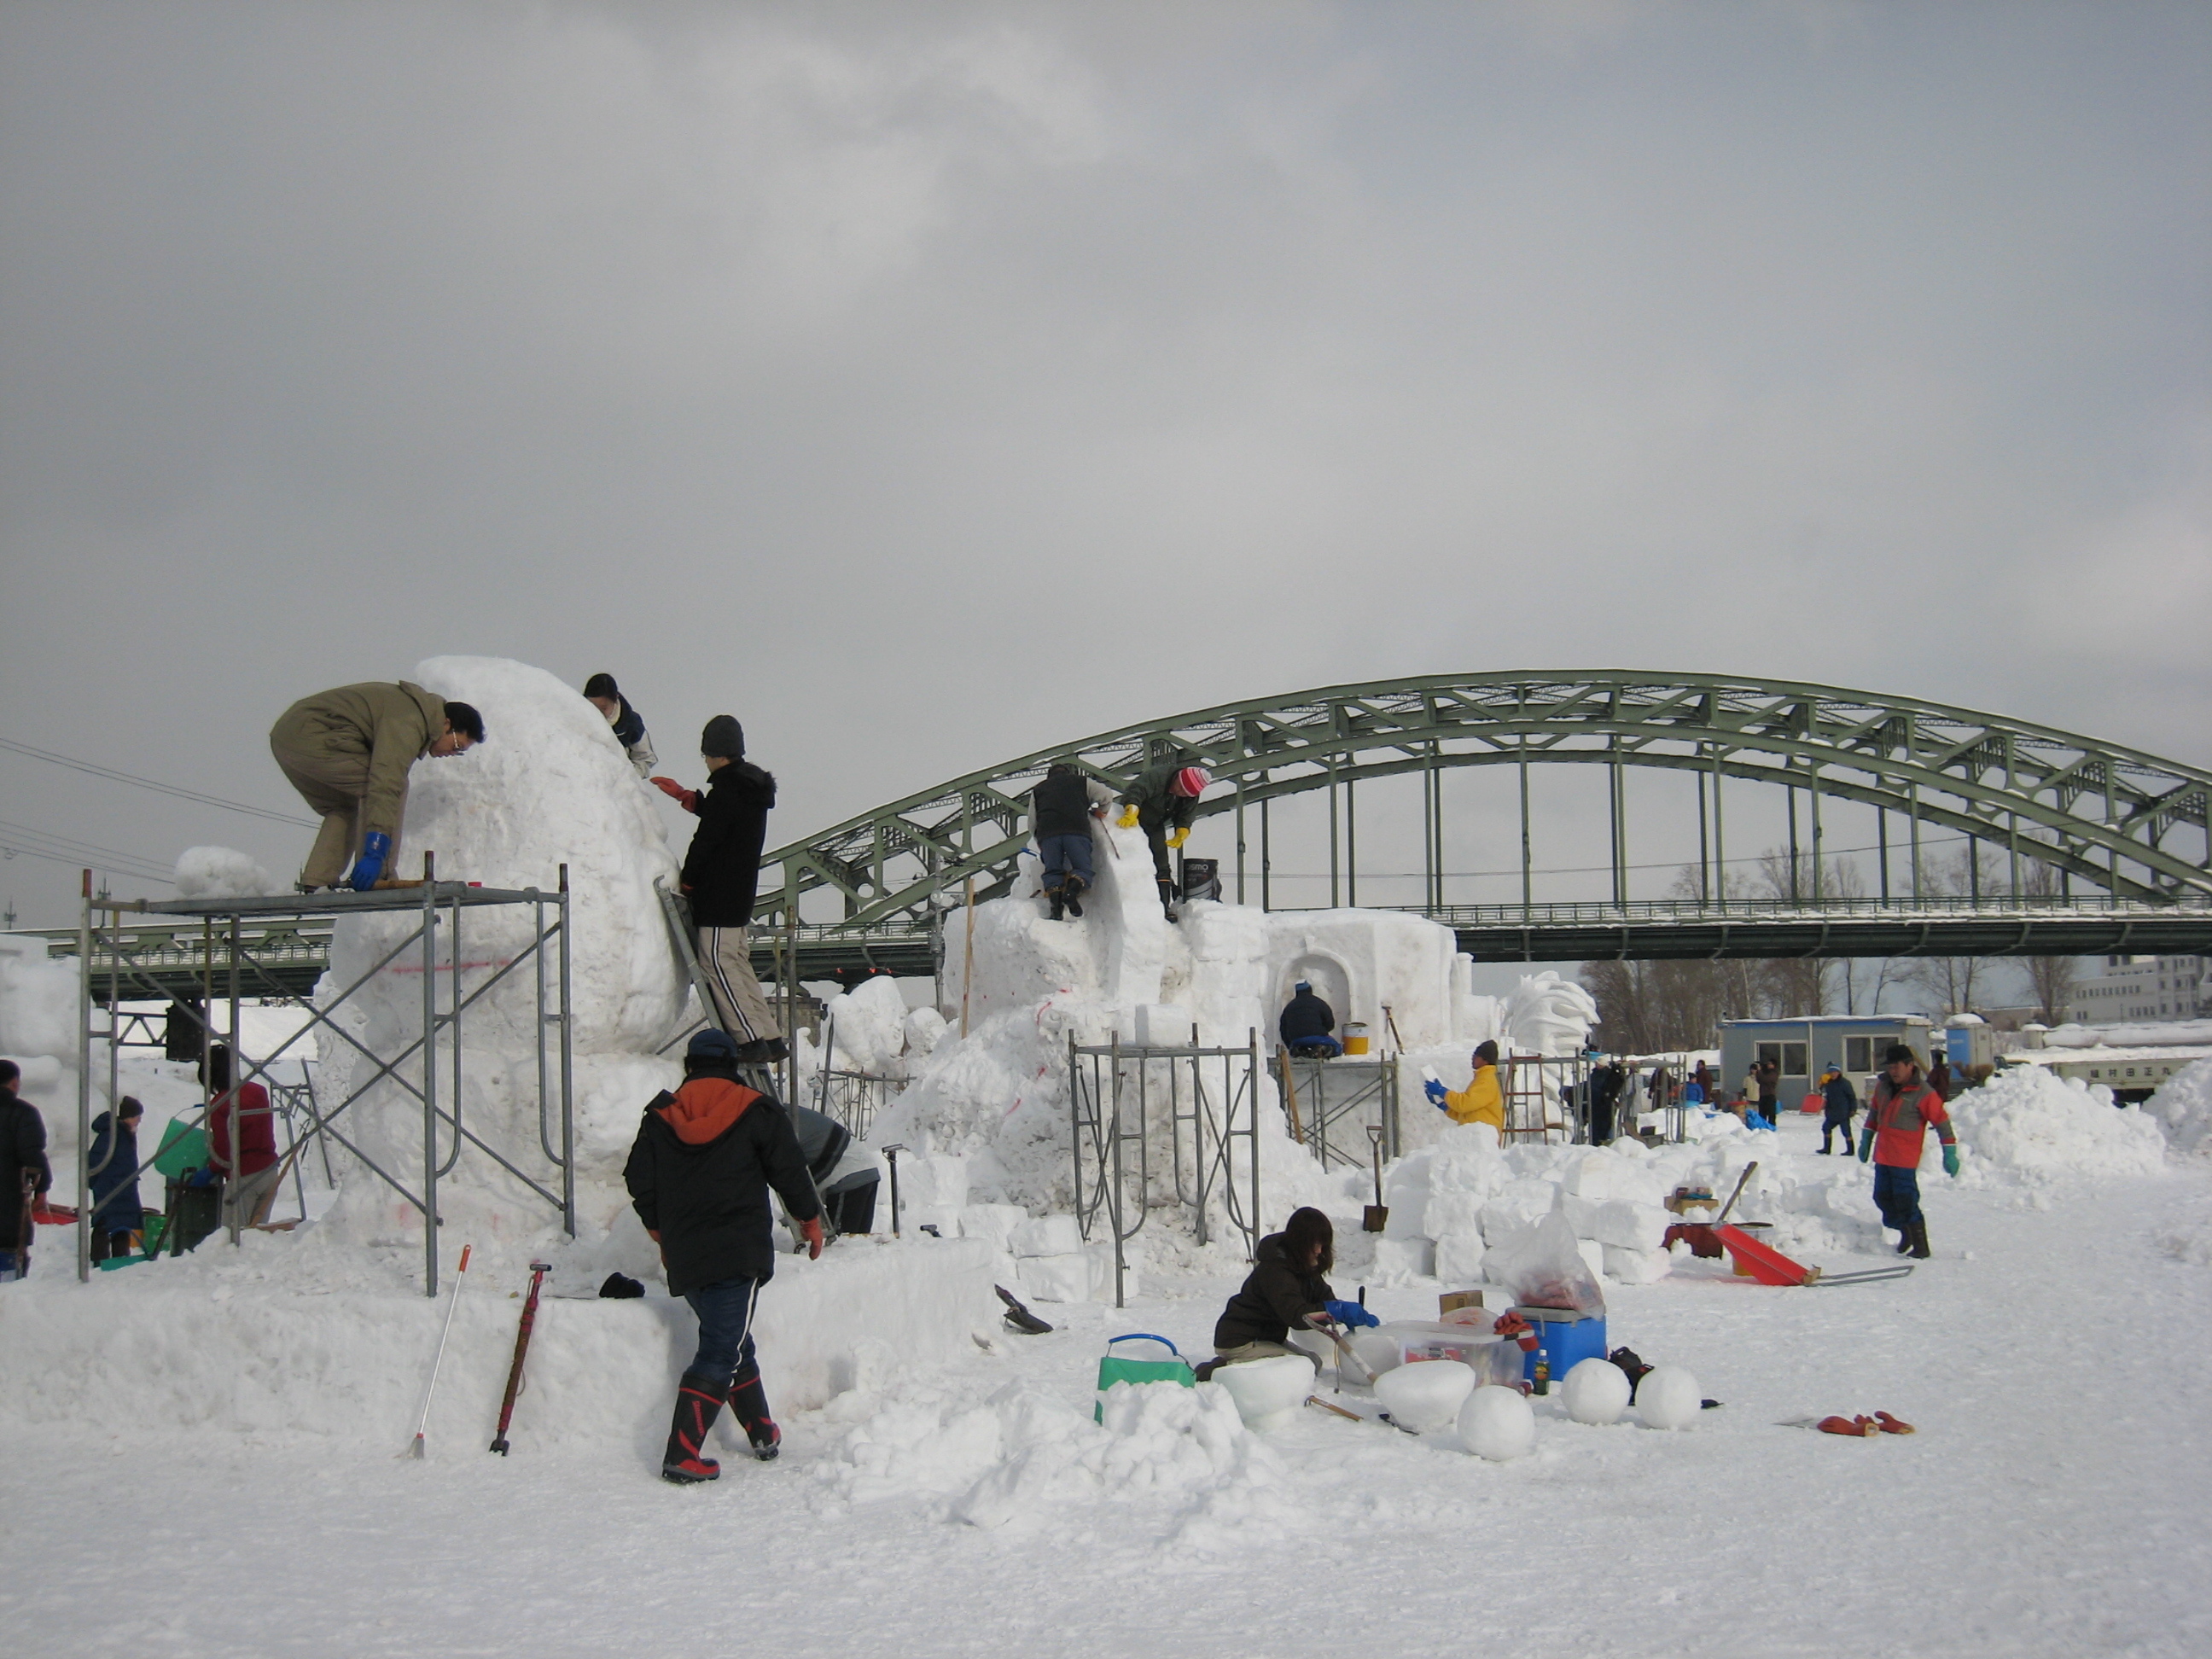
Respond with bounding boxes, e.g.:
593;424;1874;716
1288;1035;1342;1058
1039;833;1094;891
1872;1164;1922;1232
684;1276;760;1385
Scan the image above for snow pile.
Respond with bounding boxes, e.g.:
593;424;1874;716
814;1377;1286;1538
0;1232;998;1451
2153;1219;2212;1266
2145;1058;2212;1156
173;845;273;899
2041;1019;2212;1050
1949;1066;2168;1188
0;934;79;1062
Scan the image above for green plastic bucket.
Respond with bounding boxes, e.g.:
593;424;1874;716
1094;1333;1196;1421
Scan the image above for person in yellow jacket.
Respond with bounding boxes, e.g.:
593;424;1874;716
1425;1040;1505;1132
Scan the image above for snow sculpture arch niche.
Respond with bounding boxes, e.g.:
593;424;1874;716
1278;952;1353;1033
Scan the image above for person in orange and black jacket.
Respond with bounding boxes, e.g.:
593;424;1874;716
624;1028;824;1484
1859;1043;1959;1260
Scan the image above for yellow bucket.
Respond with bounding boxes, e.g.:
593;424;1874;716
1342;1022;1370;1056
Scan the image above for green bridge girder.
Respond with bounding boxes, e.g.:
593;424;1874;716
754;672;2212;952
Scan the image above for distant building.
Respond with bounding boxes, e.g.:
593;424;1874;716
1719;1014;1936;1104
2070;956;2210;1024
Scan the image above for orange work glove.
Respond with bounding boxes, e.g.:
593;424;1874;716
649;776;699;812
798;1214;824;1260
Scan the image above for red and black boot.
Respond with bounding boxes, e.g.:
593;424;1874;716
728;1359;781;1462
661;1371;726;1484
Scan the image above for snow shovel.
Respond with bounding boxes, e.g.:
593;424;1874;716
1363;1125;1388;1232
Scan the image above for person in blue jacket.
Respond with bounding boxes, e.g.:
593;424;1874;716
87;1097;146;1261
1816;1062;1859;1155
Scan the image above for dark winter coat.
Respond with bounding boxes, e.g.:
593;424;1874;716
1214;1231;1335;1350
1122;760;1202;833
1821;1074;1859;1123
681;760;777;928
1031;771;1112;841
87;1112;143;1234
0;1088;52;1253
1278;990;1336;1045
623;1068;820;1295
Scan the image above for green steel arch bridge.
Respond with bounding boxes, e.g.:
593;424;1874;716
750;671;2212;978
36;672;2212;995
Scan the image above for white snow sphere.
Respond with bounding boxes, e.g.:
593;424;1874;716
1210;1354;1314;1432
1457;1384;1536;1461
1636;1365;1703;1430
1374;1359;1476;1432
1347;1328;1401;1382
1561;1357;1632;1425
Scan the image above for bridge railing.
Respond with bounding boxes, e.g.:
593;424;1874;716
1365;894;2212;926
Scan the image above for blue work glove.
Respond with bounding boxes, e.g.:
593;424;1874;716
1323;1300;1378;1330
1424;1079;1450;1108
1941;1144;1961;1179
349;831;393;892
1857;1128;1873;1164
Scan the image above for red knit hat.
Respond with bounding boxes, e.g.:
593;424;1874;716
1172;766;1210;798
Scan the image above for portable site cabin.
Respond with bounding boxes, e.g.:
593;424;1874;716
1718;1015;1936;1106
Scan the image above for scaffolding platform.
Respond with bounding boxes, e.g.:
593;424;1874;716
72;867;575;1295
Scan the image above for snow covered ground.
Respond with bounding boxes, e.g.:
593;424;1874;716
10;1103;2211;1659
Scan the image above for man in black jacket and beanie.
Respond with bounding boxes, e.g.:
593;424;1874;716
669;715;786;1064
625;1029;824;1483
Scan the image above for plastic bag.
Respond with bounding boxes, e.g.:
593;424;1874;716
1483;1205;1604;1314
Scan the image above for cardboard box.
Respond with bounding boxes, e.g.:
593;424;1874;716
1439;1289;1486;1317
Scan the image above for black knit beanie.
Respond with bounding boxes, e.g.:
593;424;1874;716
701;715;745;759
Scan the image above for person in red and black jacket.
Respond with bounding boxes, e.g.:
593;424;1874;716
1859;1043;1959;1260
205;1045;281;1231
624;1028;824;1483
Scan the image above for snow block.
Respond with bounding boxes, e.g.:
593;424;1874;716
1012;1214;1085;1258
1577;1237;1607;1280
1371;1236;1435;1282
1564;1196;1670;1252
1433;1231;1488;1284
958;1203;1029;1253
1018;1251;1092;1302
1130;1003;1194;1046
1601;1243;1673;1285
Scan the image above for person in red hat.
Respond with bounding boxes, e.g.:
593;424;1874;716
1115;759;1212;921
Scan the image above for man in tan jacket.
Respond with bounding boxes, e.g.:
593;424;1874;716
269;682;484;889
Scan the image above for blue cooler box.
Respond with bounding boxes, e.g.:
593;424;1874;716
1514;1306;1607;1383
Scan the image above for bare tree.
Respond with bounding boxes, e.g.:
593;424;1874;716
2007;850;2081;1021
1905;845;2003;1013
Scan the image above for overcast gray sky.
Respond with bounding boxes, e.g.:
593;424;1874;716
2;1;2206;928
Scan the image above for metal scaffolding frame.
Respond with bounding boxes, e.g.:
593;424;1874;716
1069;1030;1264;1309
73;866;575;1295
1271;1053;1402;1170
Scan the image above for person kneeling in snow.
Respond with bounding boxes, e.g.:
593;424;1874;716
1859;1044;1959;1260
624;1029;824;1483
1425;1040;1505;1133
1279;981;1342;1058
1200;1207;1375;1379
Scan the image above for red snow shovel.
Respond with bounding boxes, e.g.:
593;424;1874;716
1714;1224;1819;1286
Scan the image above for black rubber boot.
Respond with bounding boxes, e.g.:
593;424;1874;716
1906;1220;1931;1260
1157;877;1179;923
661;1371;726;1483
728;1361;781;1462
1062;876;1085;919
1046;888;1064;921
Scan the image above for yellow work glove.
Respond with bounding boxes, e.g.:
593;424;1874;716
1116;805;1139;830
1167;826;1189;849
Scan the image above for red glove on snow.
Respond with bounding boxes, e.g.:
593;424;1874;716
798;1214;824;1260
649;776;699;812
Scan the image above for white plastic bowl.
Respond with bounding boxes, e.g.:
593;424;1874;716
1209;1354;1314;1431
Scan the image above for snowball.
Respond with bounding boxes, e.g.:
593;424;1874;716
1561;1357;1632;1425
173;845;273;899
1637;1365;1702;1429
1457;1383;1535;1460
1210;1354;1313;1431
1374;1359;1475;1432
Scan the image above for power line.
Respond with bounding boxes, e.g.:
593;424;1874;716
0;736;314;827
0;818;178;885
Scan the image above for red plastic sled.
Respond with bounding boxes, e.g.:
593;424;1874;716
1714;1222;1818;1286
